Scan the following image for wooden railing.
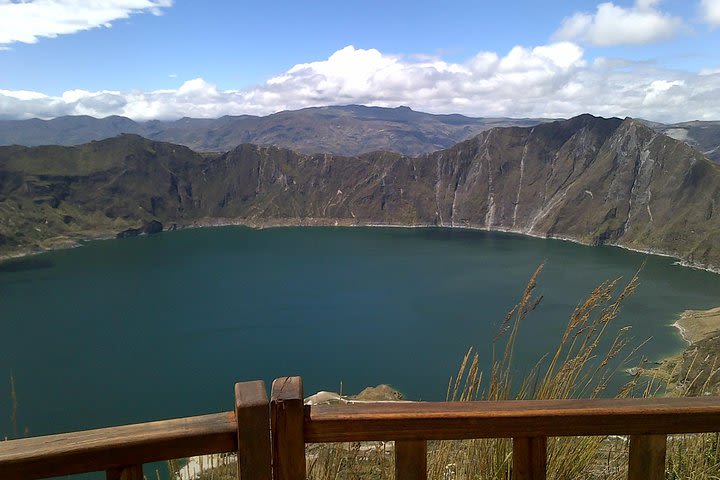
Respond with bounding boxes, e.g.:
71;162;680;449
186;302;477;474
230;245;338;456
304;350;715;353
0;380;267;480
3;376;720;480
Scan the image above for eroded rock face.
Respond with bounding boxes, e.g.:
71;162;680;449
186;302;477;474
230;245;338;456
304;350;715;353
116;220;163;239
2;114;720;269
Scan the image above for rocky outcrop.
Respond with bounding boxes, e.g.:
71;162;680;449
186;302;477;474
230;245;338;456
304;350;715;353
2;114;720;270
304;384;406;406
116;220;163;239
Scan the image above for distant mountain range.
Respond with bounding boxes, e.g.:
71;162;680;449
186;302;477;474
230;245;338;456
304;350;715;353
2;113;720;271
2;105;717;162
640;119;720;162
0;105;549;156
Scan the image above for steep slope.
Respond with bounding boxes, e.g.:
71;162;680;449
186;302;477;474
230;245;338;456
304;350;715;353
0;135;207;252
0;105;547;156
2;114;719;270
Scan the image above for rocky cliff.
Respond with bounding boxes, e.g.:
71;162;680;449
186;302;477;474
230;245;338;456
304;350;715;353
1;114;719;269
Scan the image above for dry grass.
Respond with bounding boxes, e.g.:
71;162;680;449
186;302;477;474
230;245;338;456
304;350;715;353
306;442;394;480
120;266;720;479
302;265;647;480
423;265;643;480
659;354;720;480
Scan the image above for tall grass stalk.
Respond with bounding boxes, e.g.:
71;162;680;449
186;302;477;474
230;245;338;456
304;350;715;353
304;265;644;480
661;350;720;479
180;267;720;480
9;371;17;438
426;265;642;480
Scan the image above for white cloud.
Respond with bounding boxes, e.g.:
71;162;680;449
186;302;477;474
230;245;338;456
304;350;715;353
1;44;719;123
553;0;684;46
642;79;685;106
701;0;720;25
0;0;173;46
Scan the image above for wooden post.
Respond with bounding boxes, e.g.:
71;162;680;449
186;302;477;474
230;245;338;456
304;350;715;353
512;437;546;480
271;376;305;480
628;434;666;480
106;464;143;480
235;380;271;480
395;440;427;480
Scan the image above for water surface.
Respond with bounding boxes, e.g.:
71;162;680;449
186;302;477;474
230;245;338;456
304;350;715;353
2;226;719;443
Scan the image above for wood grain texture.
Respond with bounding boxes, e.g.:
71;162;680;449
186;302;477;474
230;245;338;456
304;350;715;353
395;440;427;480
305;397;720;442
106;464;144;480
235;380;271;480
271;376;306;480
628;434;666;480
0;412;236;480
512;437;546;480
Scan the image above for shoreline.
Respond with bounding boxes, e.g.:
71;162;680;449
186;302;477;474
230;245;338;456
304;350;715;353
671;307;720;345
5;216;720;393
2;217;720;276
673;320;690;345
4;216;718;351
648;306;720;396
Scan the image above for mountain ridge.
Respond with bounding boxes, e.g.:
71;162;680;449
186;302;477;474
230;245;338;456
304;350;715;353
0;105;551;156
2;113;719;271
3;105;716;163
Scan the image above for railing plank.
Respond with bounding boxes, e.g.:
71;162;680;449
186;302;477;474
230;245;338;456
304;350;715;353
0;412;236;480
2;382;720;480
305;397;720;442
628;434;666;480
512;437;546;480
235;380;271;480
106;464;144;480
395;440;427;480
271;376;306;480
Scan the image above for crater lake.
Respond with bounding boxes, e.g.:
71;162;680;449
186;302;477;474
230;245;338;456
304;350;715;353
2;226;720;441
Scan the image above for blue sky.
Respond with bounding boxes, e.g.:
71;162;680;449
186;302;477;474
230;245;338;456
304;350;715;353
1;0;719;121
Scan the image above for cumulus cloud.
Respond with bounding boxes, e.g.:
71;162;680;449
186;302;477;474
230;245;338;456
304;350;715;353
553;0;684;46
1;44;719;123
701;0;720;25
0;0;173;46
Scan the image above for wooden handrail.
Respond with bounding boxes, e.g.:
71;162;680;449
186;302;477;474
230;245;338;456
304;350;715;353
2;377;720;480
0;412;236;479
304;396;720;442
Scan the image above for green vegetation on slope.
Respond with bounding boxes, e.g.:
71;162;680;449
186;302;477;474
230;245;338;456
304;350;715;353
2;114;720;270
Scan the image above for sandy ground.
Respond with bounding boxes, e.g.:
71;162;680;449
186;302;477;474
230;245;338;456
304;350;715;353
673;306;720;344
641;306;720;396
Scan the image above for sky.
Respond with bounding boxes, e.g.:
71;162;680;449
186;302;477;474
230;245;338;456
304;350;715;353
0;0;719;122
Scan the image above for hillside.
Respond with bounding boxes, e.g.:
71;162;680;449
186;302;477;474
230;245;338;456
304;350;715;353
2;114;719;270
0;105;546;156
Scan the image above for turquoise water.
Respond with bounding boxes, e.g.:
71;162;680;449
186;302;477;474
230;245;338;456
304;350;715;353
1;226;719;445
